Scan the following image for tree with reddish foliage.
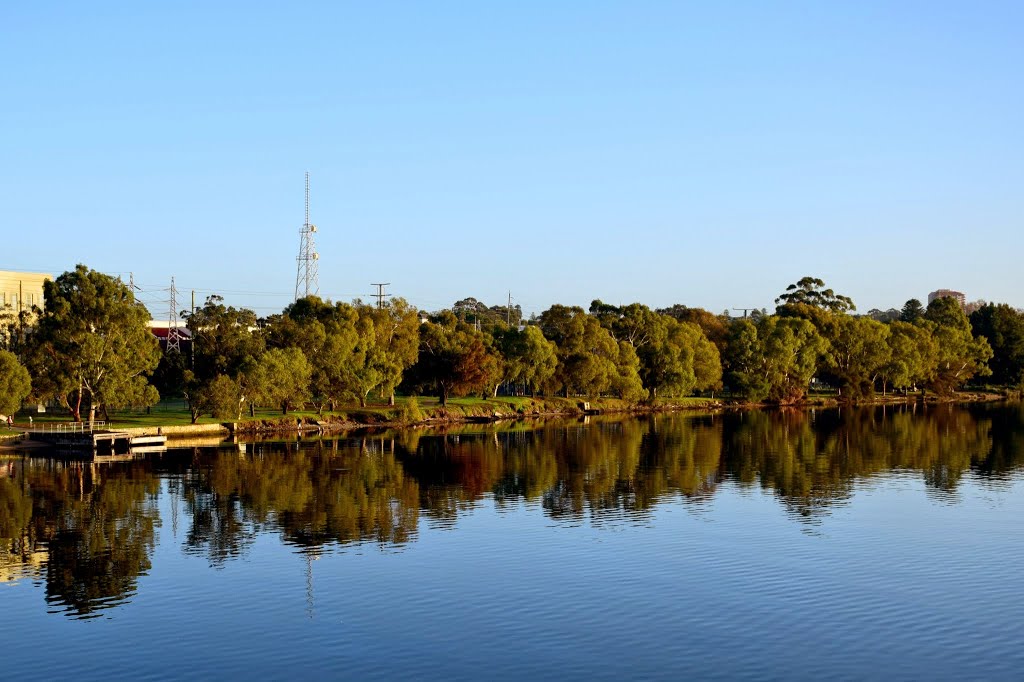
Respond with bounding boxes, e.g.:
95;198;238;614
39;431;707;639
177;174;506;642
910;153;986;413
408;311;499;406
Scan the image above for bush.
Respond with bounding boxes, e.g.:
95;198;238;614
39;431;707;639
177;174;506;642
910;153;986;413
399;396;423;422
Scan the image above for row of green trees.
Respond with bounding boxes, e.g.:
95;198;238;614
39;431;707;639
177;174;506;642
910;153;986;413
1;267;1023;421
722;278;1005;402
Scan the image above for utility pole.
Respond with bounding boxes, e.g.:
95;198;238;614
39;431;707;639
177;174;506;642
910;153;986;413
191;289;196;368
371;283;391;309
294;172;320;301
732;308;759;318
18;279;23;359
167;277;182;353
507;291;512;326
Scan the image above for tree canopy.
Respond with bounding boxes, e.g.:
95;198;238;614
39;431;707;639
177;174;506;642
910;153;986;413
0;350;31;416
969;304;1024;387
27;265;161;423
408;311;498;406
775;276;856;313
725;316;826;403
8;265;1020;422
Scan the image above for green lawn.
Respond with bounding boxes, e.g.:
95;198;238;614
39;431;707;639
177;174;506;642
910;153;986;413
11;393;721;430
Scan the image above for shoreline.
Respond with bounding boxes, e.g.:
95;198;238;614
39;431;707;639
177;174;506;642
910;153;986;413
0;391;1012;450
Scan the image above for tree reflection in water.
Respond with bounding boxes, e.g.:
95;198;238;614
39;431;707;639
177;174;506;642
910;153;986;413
178;439;420;562
1;402;1022;615
0;458;158;618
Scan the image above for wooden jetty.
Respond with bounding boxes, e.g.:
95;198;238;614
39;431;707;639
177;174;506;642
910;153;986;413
25;422;167;457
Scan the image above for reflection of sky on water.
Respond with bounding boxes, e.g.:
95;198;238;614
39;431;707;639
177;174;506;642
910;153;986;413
2;404;1024;679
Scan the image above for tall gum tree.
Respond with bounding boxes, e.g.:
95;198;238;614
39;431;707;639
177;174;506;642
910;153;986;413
775;276;856;314
827;316;892;398
969;303;1024;387
539;305;622;398
881;321;938;394
491;325;558;396
408;311;498;406
28;265;160;424
362;298;420;406
924;297;992;393
724;316;826;403
183;295;264;422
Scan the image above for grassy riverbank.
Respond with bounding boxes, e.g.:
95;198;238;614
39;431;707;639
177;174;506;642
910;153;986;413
9;395;718;433
7;390;1010;438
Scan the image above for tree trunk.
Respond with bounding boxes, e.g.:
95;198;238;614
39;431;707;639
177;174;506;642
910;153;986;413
250;402;256;418
282;402;288;415
439;389;448;407
72;390;83;422
388;391;395;407
359;394;367;408
88;404;96;430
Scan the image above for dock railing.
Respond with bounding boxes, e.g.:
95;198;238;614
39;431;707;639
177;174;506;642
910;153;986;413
24;421;107;434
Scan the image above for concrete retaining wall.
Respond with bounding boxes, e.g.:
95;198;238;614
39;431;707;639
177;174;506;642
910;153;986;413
116;423;231;439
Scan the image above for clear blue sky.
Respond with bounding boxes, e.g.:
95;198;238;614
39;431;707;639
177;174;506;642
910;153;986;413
2;1;1021;318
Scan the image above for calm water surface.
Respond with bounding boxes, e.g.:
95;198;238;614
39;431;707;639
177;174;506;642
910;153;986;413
2;403;1024;680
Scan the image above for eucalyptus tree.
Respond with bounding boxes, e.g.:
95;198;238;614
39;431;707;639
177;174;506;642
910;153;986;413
827;316;892;398
0;349;31;416
491;325;558;396
656;304;730;351
880;321;938;394
775;276;856;313
408;311;499;406
184;295;264;422
0;306;19;352
969;303;1024;386
538;305;626;398
611;340;647;400
589;302;721;400
27;265;160;424
924;297;992;393
268;297;370;412
724;316;827;403
248;346;312;415
361;298;420;406
637;317;721;399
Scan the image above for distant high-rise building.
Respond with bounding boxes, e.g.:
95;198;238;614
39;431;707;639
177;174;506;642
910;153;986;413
928;289;966;307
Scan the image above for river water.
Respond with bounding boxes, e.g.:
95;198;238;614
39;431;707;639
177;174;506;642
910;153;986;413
2;403;1023;680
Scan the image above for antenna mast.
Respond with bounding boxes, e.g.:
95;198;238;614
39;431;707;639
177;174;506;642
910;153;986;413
294;171;320;301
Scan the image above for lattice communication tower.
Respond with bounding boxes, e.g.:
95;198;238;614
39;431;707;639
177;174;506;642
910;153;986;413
167;277;182;353
294;172;320;301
